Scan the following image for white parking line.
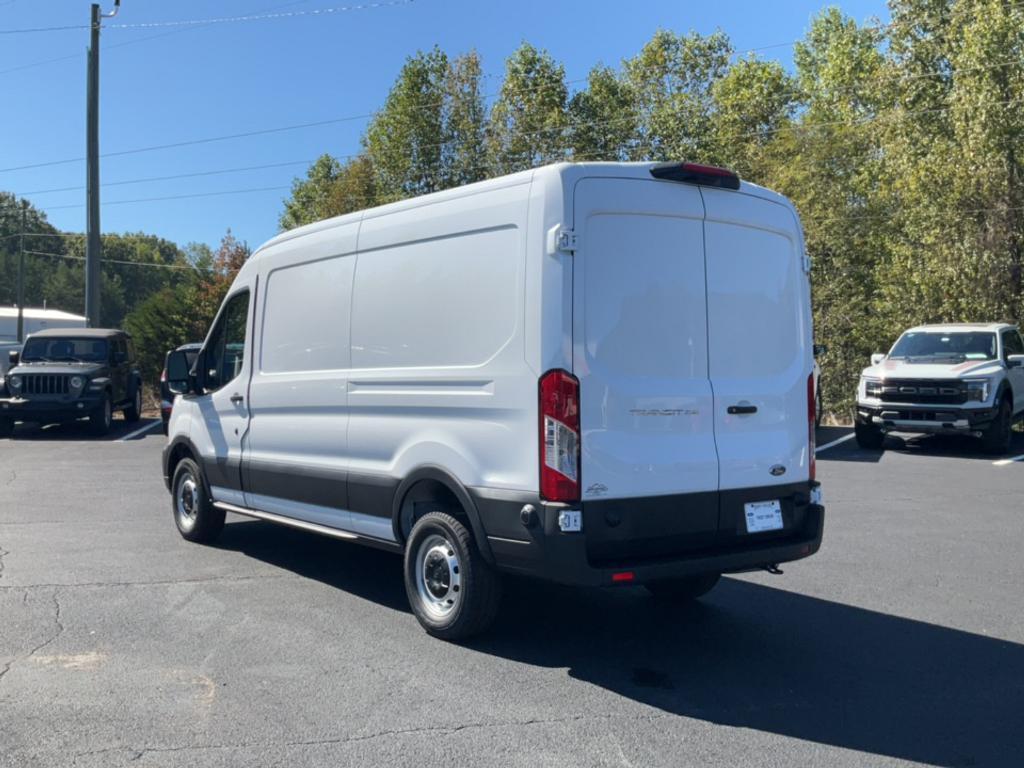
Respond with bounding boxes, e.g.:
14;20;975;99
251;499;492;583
993;454;1024;466
117;420;161;442
815;433;856;454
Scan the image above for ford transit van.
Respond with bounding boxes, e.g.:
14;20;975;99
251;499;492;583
163;161;824;639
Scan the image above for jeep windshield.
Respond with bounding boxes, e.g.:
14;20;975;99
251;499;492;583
888;331;997;362
21;337;109;363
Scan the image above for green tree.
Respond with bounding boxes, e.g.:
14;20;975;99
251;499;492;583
569;64;635;161
621;30;732;162
487;43;569;174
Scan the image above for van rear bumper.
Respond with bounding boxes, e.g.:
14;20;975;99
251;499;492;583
470;483;824;587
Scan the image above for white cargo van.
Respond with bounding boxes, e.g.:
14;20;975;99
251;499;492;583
163;161;824;639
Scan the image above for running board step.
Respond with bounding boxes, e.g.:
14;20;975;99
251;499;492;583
213;501;359;541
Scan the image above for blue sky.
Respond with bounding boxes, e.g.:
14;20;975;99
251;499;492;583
0;0;889;253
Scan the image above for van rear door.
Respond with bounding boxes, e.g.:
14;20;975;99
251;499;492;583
571;178;719;560
702;188;812;503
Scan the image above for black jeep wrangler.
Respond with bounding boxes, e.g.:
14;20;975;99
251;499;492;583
0;328;143;437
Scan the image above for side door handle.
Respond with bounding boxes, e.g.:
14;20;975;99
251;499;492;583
727;404;758;415
230;393;245;405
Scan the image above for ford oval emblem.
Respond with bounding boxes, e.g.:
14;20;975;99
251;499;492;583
769;464;786;477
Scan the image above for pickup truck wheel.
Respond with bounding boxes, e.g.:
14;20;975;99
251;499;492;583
404;511;501;641
855;418;884;450
171;458;225;543
982;398;1012;455
88;394;113;436
124;386;142;423
645;573;721;601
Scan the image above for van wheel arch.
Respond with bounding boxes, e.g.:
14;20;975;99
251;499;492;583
165;438;198;488
392;466;495;565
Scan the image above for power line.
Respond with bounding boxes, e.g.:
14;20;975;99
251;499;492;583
16;160;313;195
43;185;292;211
23;249;214;272
0;0;316;77
5;44;1023;177
0;0;412;35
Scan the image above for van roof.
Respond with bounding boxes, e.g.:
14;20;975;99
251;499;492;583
252;161;794;258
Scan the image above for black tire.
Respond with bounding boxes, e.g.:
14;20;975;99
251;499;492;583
161;416;169;436
124;384;142;423
855;418;884;450
88;393;113;436
0;417;12;438
170;458;225;543
982;397;1013;455
645;573;721;601
404;510;501;641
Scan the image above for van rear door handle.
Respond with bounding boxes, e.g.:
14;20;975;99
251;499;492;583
230;393;244;405
727;404;757;415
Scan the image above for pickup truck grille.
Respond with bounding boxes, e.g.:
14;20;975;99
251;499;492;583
21;374;71;396
867;379;967;405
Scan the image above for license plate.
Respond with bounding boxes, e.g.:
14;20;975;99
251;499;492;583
744;500;783;533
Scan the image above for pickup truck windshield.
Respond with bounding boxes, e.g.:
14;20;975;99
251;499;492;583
21;337;109;363
889;331;997;362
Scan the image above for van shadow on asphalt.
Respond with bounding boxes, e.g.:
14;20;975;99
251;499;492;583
217;519;1022;767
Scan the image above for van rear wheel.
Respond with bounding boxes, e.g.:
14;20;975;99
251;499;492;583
645;573;721;601
404;511;501;640
171;458;225;543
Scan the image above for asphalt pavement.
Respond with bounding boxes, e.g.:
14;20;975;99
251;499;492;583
1;423;1023;767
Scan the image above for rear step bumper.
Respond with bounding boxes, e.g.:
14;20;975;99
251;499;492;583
470;484;824;587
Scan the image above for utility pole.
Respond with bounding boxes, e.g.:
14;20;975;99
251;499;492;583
17;200;26;343
85;0;120;328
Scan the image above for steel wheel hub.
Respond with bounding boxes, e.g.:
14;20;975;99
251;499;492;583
415;534;461;619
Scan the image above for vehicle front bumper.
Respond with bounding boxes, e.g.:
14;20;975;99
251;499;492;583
856;402;997;434
0;393;106;422
470;482;824;587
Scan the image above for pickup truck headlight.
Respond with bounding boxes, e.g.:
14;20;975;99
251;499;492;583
8;374;21;392
859;376;881;400
965;379;990;402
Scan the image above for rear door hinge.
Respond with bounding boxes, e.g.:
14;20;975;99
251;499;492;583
802;253;812;274
557;228;578;253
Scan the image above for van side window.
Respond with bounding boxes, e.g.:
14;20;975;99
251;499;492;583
204;291;250;392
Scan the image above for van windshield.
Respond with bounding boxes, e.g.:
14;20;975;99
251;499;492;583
889;331;996;362
21;337;109;363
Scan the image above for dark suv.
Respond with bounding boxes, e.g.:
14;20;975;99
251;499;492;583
0;328;143;437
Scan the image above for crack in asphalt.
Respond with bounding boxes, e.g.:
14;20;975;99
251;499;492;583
0;588;64;689
26;589;65;659
0;574;288;592
72;712;674;762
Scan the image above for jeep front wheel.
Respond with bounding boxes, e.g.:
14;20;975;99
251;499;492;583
124;385;142;423
88;394;112;436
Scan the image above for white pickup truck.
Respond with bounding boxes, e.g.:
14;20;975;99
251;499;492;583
855;323;1024;453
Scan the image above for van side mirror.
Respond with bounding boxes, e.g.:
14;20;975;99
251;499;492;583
1007;354;1024;369
870;353;885;366
8;349;18;368
166;349;194;395
813;344;827;357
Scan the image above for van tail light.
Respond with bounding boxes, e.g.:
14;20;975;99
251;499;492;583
807;373;816;482
539;369;581;503
160;367;167;383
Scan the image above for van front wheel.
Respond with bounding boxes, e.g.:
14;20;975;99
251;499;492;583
645;573;721;601
404;511;501;640
171;458;225;543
